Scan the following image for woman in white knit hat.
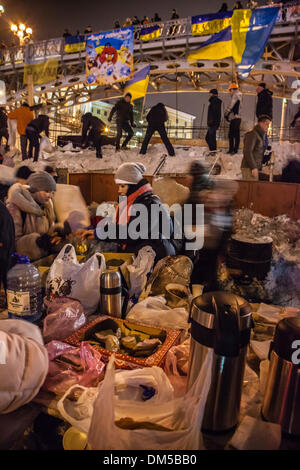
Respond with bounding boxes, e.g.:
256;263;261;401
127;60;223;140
79;162;176;262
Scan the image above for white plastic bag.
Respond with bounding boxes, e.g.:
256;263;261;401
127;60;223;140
127;296;189;330
39;136;54;159
46;244;106;315
127;246;156;297
88;351;212;450
8;119;17;148
57;366;174;434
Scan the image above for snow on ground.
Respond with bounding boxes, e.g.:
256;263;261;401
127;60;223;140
8;139;300;179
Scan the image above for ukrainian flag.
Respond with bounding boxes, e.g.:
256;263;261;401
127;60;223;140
188;7;279;78
64;35;86;53
124;65;150;101
192;11;233;37
140;25;162;41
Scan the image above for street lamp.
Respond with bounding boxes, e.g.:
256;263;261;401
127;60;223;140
0;5;4;15
10;23;33;45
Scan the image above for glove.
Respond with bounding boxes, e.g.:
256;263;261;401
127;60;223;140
36;233;53;252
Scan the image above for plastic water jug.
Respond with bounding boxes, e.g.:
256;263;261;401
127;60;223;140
6;254;42;322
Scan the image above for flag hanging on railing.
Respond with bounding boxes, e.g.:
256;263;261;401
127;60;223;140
124;65;150;101
140;24;162;41
192;11;233;36
86;27;134;85
188;7;280;78
23;46;59;86
64;35;86;53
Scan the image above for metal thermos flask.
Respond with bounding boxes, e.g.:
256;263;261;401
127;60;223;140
100;269;128;318
262;317;300;436
187;292;253;433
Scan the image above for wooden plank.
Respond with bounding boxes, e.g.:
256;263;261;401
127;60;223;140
234;181;251;210
249;181;298;218
68;173;92;204
293;184;300;220
91;174;118;203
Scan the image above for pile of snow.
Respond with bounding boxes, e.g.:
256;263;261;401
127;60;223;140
233;209;300;307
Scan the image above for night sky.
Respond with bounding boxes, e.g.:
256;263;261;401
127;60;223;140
0;0;296;125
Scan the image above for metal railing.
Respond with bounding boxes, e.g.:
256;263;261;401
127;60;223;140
0;2;299;69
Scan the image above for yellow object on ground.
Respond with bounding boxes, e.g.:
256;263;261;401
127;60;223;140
63;426;88;450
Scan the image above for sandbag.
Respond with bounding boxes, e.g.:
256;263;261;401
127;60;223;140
7;119;17;148
46;244;106;315
0;319;48;414
39;136;54;159
53;184;90;232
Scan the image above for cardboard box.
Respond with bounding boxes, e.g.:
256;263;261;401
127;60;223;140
64;315;181;370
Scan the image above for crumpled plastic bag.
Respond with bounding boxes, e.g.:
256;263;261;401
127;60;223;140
57;366;175;434
127;296;189;330
140;255;193;300
43;297;86;343
39;136;55;159
127;246;156;298
42;340;105;396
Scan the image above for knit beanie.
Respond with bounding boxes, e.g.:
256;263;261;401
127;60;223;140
27;171;56;193
115;162;146;185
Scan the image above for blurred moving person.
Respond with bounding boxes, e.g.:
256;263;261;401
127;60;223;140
81;112;115;159
26;115;50;162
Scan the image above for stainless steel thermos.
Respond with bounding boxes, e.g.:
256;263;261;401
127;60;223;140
187;292;253;433
99;269;129;318
262;317;300;436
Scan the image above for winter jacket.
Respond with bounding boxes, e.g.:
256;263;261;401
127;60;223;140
207;95;222;128
6;184;56;261
256;88;273;119
225;90;242;120
0;319;48;414
96;179;176;262
108;99;134;125
146;103;168;125
0;109;7;131
0;201;15;290
81;113;105;142
241;124;265;171
26;115;50;137
7;106;34;136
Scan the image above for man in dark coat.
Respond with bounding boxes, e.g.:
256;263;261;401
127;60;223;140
0;201;15;292
256;83;273;120
108;93;136;151
140;103;175;156
205;89;222;153
81;112;115;158
26;115;50;162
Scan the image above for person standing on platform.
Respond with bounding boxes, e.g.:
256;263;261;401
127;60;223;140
25;115;50;162
224;83;242;155
81;112;115;159
108;93;136;151
8;103;34;161
256;82;273;120
205;89;222;155
140;103;175;157
241;115;271;181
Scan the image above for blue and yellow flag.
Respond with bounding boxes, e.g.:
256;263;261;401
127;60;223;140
188;7;279;78
24;59;58;85
140;25;162;41
64;35;86;53
124;65;150;101
192;11;233;36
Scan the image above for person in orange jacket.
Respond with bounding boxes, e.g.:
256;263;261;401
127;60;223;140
8;103;34;160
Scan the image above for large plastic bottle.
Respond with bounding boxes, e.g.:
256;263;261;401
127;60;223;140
6;254;42;322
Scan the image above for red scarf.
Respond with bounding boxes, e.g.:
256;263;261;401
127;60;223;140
113;183;152;226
